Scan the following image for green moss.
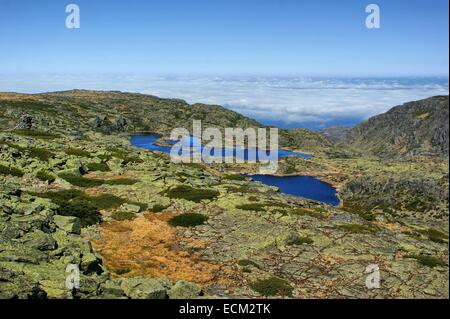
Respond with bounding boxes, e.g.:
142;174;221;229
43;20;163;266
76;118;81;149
111;211;136;221
87;162;111;172
164;185;219;202
65;147;92;158
250;277;293;297
408;255;446;268
0;164;24;177
35;170;55;183
168;213;208;227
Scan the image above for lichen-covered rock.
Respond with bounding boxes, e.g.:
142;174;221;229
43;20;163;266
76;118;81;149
120;277;167;299
53;215;81;234
168;280;202;299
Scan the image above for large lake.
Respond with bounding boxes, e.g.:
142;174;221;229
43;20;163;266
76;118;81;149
131;134;339;205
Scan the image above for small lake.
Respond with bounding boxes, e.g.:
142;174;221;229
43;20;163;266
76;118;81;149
246;174;340;206
130;134;313;160
131;134;339;205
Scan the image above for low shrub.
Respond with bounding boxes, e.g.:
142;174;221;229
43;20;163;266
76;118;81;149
290;208;325;219
57;199;102;227
168;213;208;227
419;228;449;244
223;174;246;181
94;194;126;210
29;147;54;161
111;211;136;221
14;129;60;140
150;204;169;213
0;164;24;177
287;235;314;246
250;277;293;297
58;173;138;187
337;224;379;234
36;170;55;183
408;255;446;268
165;185;219;202
65;148;92;158
59;173;104;187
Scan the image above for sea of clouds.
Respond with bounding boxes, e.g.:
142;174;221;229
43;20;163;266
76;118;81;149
0;74;448;130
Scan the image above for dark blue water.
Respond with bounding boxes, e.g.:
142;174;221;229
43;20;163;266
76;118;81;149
246;174;340;206
131;134;338;205
130;134;313;160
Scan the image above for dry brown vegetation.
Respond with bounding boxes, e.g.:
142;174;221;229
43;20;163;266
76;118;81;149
92;212;231;284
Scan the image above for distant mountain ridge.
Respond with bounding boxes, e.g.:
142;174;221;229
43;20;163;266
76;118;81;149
319;126;351;144
341;96;449;159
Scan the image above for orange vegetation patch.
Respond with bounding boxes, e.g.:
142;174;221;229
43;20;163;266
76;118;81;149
92;212;230;284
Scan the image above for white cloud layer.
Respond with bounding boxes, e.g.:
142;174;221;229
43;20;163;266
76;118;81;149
0;74;448;129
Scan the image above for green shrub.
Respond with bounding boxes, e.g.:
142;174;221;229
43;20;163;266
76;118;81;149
65;148;92;158
36;170;55;183
165;185;219;202
14;129;60;140
290;208;323;219
87;162;111;172
58;173;138;187
150;204;169;213
57;200;102;227
29;147;54;161
236;203;267;211
250;277;293;297
112;267;131;275
94;194;126;210
30;189;88;204
168;213;208;227
111;211;136;221
419;228;449;244
408;255;446;268
0;164;24;177
59;173;104;187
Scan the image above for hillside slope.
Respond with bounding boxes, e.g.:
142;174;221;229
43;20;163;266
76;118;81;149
341;96;449;159
0;90;332;152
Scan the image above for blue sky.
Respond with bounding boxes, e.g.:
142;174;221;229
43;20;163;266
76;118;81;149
0;0;448;76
